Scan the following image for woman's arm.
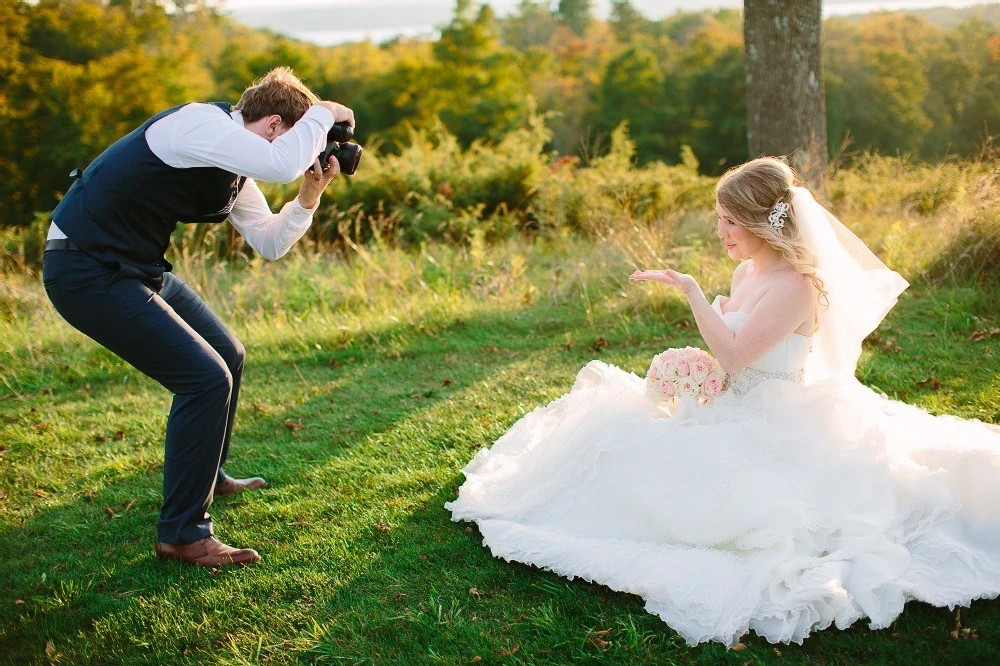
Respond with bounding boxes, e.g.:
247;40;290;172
687;276;813;372
630;268;813;373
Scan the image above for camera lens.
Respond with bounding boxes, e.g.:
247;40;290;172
334;143;363;176
328;122;353;143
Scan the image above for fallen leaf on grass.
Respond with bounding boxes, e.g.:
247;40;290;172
879;337;902;353
469;657;482;664
591;337;608;352
731;642;748;651
31;422;49;432
122;499;136;512
45;641;56;656
374;523;390;535
114;430;126;440
251;402;271;414
468;587;483;599
104;507;118;519
284;419;303;432
916;377;941;391
970;327;1000;342
588;628;612;650
442;379;452;387
15;599;24;605
498;645;520;657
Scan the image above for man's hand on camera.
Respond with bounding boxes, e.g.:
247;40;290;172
299;155;340;209
316;101;355;128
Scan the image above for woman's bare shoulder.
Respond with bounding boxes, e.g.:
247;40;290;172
731;260;753;288
766;270;815;311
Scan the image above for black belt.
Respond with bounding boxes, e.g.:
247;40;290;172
44;239;83;252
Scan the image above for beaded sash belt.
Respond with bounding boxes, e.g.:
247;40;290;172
726;367;805;397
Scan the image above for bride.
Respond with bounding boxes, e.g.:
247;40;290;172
445;157;1000;646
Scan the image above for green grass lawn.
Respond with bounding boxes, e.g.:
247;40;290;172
1;238;999;665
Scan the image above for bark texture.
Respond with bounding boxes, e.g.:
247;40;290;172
744;0;827;190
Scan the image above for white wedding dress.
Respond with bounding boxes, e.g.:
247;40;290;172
447;260;1000;645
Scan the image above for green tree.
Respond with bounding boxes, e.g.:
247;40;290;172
591;46;675;163
682;21;747;172
949;19;1000;155
424;3;531;146
557;0;591;37
609;0;646;43
502;0;558;50
0;0;212;226
825;15;932;156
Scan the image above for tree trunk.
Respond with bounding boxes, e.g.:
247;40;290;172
744;0;827;192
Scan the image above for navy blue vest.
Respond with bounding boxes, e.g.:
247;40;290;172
51;102;246;277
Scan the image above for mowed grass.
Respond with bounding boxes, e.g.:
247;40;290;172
1;233;999;666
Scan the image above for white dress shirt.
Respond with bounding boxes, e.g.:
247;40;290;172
48;102;335;260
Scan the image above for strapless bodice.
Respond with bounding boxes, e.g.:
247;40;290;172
711;297;813;395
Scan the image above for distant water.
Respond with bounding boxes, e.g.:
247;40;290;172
228;1;996;46
296;25;438;45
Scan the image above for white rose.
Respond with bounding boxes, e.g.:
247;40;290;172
676;377;699;398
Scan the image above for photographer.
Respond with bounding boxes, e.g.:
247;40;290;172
42;67;351;568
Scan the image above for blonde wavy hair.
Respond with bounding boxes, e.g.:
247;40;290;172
715;157;828;306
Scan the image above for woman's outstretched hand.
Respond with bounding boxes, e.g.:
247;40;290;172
629;268;699;295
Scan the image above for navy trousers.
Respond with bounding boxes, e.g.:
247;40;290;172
42;249;245;545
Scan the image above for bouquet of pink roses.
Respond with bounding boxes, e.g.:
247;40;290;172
646;346;727;407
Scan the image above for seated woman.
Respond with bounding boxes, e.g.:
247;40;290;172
446;157;1000;646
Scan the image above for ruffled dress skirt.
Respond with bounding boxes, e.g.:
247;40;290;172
445;361;1000;646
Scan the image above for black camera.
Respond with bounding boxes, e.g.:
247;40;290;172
315;121;363;176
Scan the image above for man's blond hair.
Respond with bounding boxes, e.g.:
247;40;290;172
234;67;319;126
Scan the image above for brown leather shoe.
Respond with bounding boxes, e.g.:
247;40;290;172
155;536;260;567
215;475;267;496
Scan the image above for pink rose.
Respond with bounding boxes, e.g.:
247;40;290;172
659;358;679;379
676;377;699;398
675;358;691;376
702;371;725;398
658;349;678;363
681;347;702;363
690;359;711;383
658;379;677;398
